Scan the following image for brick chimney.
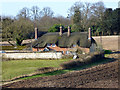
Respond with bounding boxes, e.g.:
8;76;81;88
88;27;91;40
59;26;62;36
68;26;70;37
35;27;38;40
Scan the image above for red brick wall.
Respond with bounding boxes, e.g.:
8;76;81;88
48;46;68;54
32;46;68;54
32;48;38;51
32;46;90;54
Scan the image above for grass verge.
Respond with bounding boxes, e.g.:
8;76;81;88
2;59;71;81
1;46;26;50
20;70;70;80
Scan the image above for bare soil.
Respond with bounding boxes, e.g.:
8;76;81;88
2;58;118;88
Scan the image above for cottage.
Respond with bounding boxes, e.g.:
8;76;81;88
32;26;97;54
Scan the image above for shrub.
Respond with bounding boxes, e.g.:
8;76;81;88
76;48;83;54
61;60;80;69
60;51;104;69
104;50;112;54
83;55;92;63
48;24;65;32
36;67;55;73
62;55;73;59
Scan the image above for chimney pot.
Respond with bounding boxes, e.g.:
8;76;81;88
35;27;38;40
59;26;62;36
88;27;91;40
68;26;70;37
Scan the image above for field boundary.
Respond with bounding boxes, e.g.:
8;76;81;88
2;67;62;85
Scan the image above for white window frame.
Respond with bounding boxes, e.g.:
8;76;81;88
52;44;56;47
73;44;76;47
47;44;51;47
44;47;49;51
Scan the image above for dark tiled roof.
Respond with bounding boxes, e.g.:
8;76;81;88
32;32;95;48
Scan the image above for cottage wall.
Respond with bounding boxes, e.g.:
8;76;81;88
32;45;90;55
32;48;38;51
32;46;68;54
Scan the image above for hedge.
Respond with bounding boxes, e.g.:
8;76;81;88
60;51;104;69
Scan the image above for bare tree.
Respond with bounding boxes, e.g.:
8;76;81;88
55;15;71;26
81;2;92;29
31;6;41;21
91;1;106;21
38;16;54;31
68;1;106;31
68;1;92;31
68;1;83;17
17;7;30;19
40;7;54;17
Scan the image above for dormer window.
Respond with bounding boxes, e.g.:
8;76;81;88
47;44;51;47
52;44;56;47
43;47;49;51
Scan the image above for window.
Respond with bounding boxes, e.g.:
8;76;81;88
73;44;76;47
47;44;51;47
43;47;49;51
52;44;56;47
66;51;69;54
38;49;42;52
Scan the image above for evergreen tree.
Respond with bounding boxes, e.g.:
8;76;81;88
72;9;83;32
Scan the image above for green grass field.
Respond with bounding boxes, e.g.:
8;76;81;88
2;53;114;81
2;59;71;81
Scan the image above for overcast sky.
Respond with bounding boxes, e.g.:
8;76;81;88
0;0;119;17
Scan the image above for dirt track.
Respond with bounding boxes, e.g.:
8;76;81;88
2;59;118;88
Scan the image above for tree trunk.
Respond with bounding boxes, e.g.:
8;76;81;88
16;38;23;46
7;40;15;46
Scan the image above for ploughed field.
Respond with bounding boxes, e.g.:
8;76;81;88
3;60;118;88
